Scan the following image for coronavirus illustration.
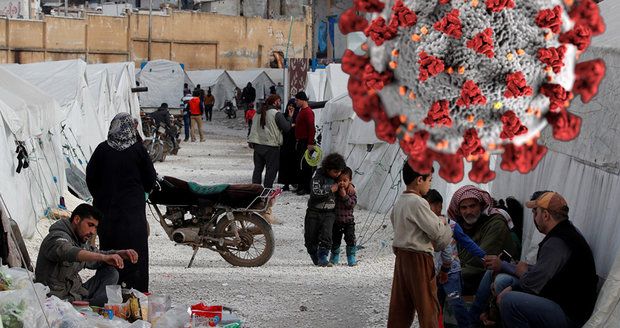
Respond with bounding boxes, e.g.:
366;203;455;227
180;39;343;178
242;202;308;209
339;0;606;183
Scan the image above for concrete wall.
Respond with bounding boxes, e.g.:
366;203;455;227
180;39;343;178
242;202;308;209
0;10;311;69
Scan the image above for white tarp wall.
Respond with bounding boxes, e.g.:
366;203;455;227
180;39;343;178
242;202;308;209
88;62;142;127
323;64;348;101
228;70;275;101
306;69;327;102
0;67;66;238
4;60;107;174
255;68;286;86
85;66;114;132
137;60;186;108
187;70;237;110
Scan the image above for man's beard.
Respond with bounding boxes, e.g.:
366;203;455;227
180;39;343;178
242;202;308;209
463;215;480;225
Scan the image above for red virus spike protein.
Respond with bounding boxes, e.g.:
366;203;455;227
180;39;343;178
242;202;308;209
540;84;571;113
354;0;385;13
457;80;487;108
536;6;563;34
504;72;533;98
459;129;485;158
424;100;453;127
433;9;463;39
467;28;495;58
486;0;516;12
569;0;605;36
418;52;445;82
339;9;369;34
340;0;606;182
500;110;528;140
537;46;567;73
559;24;592;52
573;59;606;103
391;0;417;27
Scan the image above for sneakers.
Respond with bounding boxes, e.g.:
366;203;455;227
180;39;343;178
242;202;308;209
346;246;357;266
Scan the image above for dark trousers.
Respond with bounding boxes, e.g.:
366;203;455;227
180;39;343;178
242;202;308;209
295;140;315;192
304;208;336;255
183;113;190;140
83;265;119;307
205;104;213;121
331;221;356;251
247;120;252;138
252;144;280;188
388;248;440;328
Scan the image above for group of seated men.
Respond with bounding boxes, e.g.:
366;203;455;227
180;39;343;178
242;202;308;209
446;186;598;327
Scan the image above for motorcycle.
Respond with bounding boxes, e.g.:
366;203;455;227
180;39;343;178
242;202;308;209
142;114;180;162
148;176;279;268
222;100;237;119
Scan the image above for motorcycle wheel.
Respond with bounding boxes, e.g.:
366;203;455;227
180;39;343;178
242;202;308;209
215;212;275;267
144;140;164;163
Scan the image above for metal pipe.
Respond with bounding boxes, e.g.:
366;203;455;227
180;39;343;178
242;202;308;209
148;0;153;61
283;16;293;101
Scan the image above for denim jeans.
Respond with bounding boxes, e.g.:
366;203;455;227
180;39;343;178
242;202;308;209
183;112;190;139
438;272;470;328
500;291;576;328
469;271;520;324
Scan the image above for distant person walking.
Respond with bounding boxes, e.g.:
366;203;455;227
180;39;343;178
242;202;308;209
204;88;215;121
241;82;256;112
189;91;205;142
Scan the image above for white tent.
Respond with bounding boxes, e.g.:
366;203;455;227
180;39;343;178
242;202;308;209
86;62;142;132
187;70;237;110
85;66;114;132
252;68;286;86
3;60;107;174
323;64;349;101
136;60;186;108
228;70;275;101
0;67;66;238
305;69;327;102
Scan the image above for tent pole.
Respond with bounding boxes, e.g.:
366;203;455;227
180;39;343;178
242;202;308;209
283;16;293;103
148;0;153;61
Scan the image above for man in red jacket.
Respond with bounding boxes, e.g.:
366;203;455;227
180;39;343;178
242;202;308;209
294;91;315;195
189;91;205;142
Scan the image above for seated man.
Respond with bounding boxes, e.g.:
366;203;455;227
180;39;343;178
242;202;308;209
488;191;598;327
447;185;517;294
35;204;138;306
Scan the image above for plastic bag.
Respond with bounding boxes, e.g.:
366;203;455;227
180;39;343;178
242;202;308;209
0;266;31;291
153;306;190;328
106;285;123;304
148;294;171;326
0;283;48;328
42;295;86;328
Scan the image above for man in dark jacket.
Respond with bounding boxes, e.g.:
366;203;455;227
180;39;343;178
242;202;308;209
149;103;178;150
488;192;598;327
35;204;138;306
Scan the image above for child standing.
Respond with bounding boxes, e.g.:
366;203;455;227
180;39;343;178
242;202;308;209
329;167;358;266
387;162;452;328
304;153;346;266
424;189;486;328
245;104;256;138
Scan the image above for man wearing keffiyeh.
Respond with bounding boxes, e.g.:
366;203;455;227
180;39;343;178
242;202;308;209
447;185;517;295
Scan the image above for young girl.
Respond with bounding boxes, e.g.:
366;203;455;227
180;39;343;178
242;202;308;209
330;166;358;266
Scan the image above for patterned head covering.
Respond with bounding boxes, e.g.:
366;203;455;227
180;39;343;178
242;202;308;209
107;113;138;151
447;185;513;228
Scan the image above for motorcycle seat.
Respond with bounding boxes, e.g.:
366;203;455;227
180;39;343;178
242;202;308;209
188;182;230;196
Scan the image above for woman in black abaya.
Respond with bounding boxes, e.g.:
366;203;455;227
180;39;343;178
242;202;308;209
86;113;157;292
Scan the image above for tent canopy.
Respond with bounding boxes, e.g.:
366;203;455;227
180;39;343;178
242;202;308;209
305;69;327;102
0;67;66;238
137;60;186;108
227;70;275;101
187;70;237;109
